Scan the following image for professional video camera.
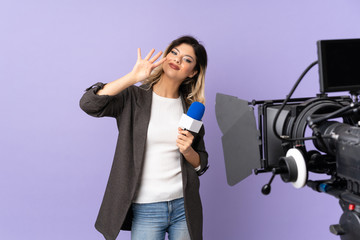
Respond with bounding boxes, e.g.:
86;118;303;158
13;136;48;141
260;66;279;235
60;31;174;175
216;38;360;240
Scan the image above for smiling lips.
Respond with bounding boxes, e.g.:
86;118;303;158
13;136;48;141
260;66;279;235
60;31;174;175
169;63;180;70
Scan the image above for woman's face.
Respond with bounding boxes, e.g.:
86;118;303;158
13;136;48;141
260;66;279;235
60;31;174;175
162;43;198;82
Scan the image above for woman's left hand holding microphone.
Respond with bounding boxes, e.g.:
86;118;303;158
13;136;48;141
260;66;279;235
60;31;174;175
177;128;194;155
177;128;201;168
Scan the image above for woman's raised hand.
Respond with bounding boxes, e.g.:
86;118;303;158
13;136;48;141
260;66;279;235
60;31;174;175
96;48;166;96
131;48;167;83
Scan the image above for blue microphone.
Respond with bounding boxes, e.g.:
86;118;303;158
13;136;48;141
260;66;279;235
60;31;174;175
187;101;205;121
179;102;205;133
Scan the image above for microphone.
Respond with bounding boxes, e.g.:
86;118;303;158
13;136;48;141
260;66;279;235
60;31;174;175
179;102;205;133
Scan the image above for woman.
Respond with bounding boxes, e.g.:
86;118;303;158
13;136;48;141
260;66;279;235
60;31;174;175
80;36;209;240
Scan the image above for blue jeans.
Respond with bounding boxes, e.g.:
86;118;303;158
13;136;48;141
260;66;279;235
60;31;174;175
131;198;191;240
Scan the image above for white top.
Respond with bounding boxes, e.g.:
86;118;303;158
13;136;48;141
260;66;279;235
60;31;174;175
133;91;184;203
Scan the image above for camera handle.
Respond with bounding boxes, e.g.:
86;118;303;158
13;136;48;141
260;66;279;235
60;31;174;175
260;172;276;195
256;148;308;195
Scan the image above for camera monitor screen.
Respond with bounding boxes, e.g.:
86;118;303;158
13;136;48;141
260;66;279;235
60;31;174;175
318;38;360;93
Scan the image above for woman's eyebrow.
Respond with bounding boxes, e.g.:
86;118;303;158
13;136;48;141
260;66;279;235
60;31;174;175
174;47;195;61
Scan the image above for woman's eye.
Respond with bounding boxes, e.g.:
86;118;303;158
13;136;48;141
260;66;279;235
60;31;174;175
184;58;192;63
171;50;177;55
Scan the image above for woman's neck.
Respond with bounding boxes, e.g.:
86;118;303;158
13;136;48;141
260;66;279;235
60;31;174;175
153;74;181;99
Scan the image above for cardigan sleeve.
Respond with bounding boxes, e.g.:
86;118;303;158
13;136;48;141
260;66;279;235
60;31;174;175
192;125;209;176
79;82;131;118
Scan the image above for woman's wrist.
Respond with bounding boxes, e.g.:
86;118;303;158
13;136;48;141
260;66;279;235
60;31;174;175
127;71;142;84
182;147;201;168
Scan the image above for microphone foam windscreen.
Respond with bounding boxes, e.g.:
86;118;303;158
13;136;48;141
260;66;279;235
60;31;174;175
187;102;205;121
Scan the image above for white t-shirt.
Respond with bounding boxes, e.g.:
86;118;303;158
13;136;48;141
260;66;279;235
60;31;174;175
133;91;184;203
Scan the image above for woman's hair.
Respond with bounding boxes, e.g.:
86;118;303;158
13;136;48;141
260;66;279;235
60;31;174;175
143;35;208;106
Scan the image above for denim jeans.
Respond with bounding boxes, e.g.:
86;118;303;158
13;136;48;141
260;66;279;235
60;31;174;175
131;198;191;240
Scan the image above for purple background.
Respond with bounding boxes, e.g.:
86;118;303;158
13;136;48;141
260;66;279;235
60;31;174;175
1;0;360;239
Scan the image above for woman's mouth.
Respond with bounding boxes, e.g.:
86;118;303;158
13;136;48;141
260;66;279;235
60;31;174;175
169;63;180;70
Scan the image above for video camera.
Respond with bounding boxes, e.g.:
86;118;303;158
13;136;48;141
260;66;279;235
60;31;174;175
216;38;360;240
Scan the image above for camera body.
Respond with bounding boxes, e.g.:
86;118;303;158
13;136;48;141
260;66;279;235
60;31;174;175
259;95;360;184
216;38;360;239
251;83;360;240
